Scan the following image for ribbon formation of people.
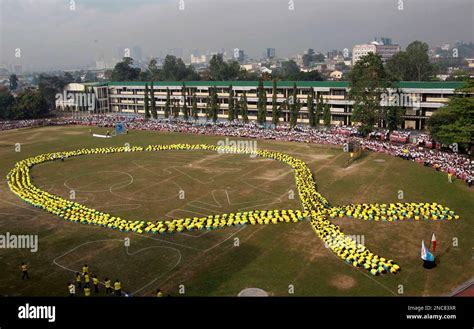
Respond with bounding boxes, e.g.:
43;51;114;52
7;144;460;276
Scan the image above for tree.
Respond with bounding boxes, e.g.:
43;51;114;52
164;88;171;118
302;49;325;67
234;93;241;120
9;74;18;90
385;52;410;81
144;83;151;119
148;58;160;80
280;60;300;77
290;99;301;129
289;83;300;128
384;88;406;130
348;53;393;135
271;79;280;126
273;59;324;81
228;85;235;121
161;55;199;81
385;106;405;131
111;57;141;81
241;92;249;123
307;92;316;127
191;94;199;121
205;96;211;121
427;79;474;152
182;82;189;121
150;82;157;119
323;102;331;127
38;74;69;110
257;80;267;125
173;100;180;119
210;87;219;122
209;54;242;80
0;86;14;119
10;90;48;119
385;41;435;81
314;93;323;127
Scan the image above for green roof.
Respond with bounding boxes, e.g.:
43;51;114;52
104;80;465;89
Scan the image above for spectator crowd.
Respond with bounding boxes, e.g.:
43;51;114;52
1;115;472;186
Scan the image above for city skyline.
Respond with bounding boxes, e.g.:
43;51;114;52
1;0;473;71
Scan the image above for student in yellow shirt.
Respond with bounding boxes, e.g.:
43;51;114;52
92;275;99;293
84;284;91;297
20;263;29;280
84;273;90;285
75;272;82;288
104;278;112;295
156;288;163;297
114;279;121;296
82;264;89;275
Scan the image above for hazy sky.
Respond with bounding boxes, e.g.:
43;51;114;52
1;0;473;70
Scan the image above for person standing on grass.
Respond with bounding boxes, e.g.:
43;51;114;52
68;282;76;296
156;289;164;297
84;273;90;286
20;263;29;280
92;275;99;293
84;284;91;297
114;279;121;296
82;264;89;275
105;278;112;295
75;272;82;288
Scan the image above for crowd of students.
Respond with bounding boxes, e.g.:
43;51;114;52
66;264;124;297
1;115;472;186
10;141;461;276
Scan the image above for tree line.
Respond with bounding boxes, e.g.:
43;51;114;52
141;79;333;129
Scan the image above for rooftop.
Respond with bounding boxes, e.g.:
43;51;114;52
91;80;466;90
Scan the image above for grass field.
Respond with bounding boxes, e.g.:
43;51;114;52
0;125;472;296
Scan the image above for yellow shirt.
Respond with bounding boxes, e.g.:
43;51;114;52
93;278;99;285
105;280;111;288
114;282;121;290
84;288;91;296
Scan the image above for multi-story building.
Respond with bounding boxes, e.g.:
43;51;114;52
352;41;401;65
266;48;276;59
62;80;468;130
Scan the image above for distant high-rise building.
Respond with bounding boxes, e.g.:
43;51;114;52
380;37;392;46
238;50;245;63
327;50;344;60
266;48;276;59
132;46;143;62
352;41;400;65
190;54;207;64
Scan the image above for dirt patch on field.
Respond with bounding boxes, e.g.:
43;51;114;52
329;274;356;290
283;222;328;260
256;168;291;181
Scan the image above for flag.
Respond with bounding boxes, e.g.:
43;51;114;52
431;233;437;254
421;240;435;262
421;240;428;260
